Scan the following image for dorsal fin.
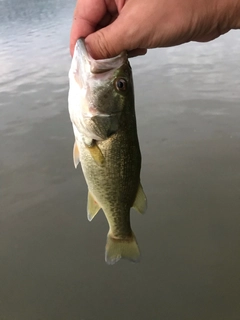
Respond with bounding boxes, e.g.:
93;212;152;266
132;183;147;214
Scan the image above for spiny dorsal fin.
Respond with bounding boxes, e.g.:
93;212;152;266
132;183;147;214
87;191;101;221
73;141;80;168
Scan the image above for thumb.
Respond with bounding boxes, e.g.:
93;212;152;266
85;18;130;59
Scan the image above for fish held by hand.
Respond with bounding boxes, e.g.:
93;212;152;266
68;38;147;265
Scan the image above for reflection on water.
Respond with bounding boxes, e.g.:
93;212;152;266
1;0;240;319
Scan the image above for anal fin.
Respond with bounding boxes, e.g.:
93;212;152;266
87;191;101;221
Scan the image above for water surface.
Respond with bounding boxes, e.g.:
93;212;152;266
1;1;240;319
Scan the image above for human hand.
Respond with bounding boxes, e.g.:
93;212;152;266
70;0;148;58
70;0;240;59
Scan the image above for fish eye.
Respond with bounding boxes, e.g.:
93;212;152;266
115;78;127;91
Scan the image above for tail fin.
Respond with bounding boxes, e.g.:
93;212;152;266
105;232;140;265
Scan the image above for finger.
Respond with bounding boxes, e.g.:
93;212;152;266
85;13;138;59
127;48;148;58
70;19;94;56
70;0;107;56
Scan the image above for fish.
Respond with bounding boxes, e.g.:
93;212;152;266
68;38;147;265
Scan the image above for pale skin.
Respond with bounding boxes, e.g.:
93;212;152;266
70;0;240;59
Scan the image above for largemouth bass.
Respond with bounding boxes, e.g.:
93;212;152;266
68;39;147;265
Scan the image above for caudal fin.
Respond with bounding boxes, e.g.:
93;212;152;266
105;232;140;265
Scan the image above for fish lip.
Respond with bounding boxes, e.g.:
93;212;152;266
75;38;128;74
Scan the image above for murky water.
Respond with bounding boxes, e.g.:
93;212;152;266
1;0;240;319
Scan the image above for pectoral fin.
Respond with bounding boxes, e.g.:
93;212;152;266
73;141;80;168
132;183;147;214
86;143;105;166
87;191;101;221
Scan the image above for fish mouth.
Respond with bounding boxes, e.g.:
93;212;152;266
75;38;127;75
